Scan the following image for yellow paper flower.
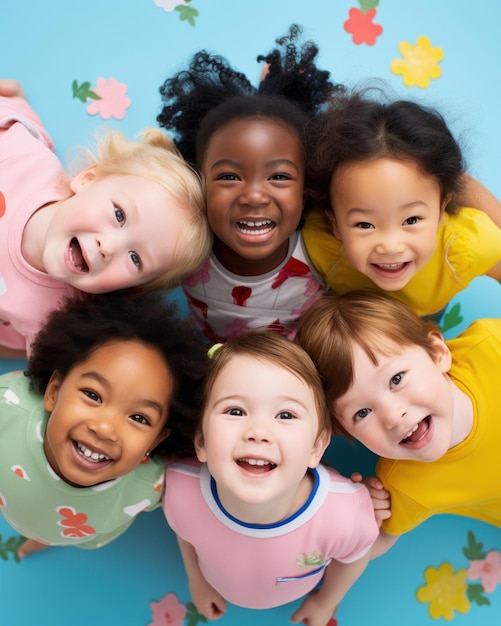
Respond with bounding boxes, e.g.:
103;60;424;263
417;562;470;620
391;36;443;88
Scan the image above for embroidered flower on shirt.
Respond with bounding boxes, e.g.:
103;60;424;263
56;506;96;539
296;551;325;567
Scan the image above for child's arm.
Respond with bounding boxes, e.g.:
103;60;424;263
459;174;501;229
0;79;26;98
351;472;391;527
369;530;401;558
290;552;371;626
0;346;27;360
176;535;227;620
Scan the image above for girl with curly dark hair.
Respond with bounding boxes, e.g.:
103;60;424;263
158;25;344;343
1;291;208;558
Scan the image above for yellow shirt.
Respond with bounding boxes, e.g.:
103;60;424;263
302;208;501;318
378;319;501;535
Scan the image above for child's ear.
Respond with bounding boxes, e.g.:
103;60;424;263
147;428;171;456
308;428;332;469
194;430;207;463
44;371;61;412
69;165;97;193
324;210;342;239
429;331;452;373
439;193;452;221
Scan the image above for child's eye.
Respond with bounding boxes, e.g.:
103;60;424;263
114;205;126;225
217;173;239;181
355;222;374;230
131;414;151;426
276;411;295;420
403;216;421;225
226;407;245;416
354;408;371;421
129;251;142;270
82;389;101;403
390;373;403;388
270;173;292;181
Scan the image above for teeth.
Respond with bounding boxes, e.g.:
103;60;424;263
76;442;111;463
241;458;270;466
377;263;404;269
405;424;419;439
240;220;272;227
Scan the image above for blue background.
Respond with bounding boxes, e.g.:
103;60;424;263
2;1;501;625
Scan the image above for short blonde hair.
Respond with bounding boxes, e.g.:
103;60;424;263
202;330;332;436
71;127;212;291
295;291;440;432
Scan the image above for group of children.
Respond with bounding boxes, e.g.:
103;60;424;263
1;23;501;626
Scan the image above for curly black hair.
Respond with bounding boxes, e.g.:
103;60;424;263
25;292;208;461
157;24;344;170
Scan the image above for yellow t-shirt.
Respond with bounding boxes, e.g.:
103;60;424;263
378;319;501;535
302;208;501;318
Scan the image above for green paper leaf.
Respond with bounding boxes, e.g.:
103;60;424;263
358;0;379;13
467;583;491;606
463;530;487;560
175;5;198;26
72;80;102;103
439;302;463;333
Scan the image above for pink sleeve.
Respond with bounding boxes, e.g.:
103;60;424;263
0;95;54;150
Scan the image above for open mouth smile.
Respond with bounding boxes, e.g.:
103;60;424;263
372;262;409;273
69;238;89;272
75;441;112;463
237;457;277;473
400;416;430;446
236;220;275;236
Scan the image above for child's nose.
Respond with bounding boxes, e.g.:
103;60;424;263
87;412;119;442
243;416;272;443
374;231;406;255
239;182;269;207
382;403;407;429
96;235;114;260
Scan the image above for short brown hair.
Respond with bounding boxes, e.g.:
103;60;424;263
202;330;332;436
295;291;440;431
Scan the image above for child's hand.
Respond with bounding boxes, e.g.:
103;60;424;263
0;79;26;99
351;472;391;527
188;575;227;621
290;590;337;626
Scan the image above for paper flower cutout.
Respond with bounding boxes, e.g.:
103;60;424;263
417;562;470;620
154;0;198;26
344;7;383;45
391;36;443;88
468;550;501;594
149;593;187;626
86;77;131;120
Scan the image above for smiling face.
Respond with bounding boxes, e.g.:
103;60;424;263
43;339;173;487
333;337;459;462
196;354;329;523
328;158;446;291
202;117;305;276
29;171;187;293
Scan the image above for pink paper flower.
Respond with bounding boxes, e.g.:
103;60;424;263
149;593;187;626
86;77;131;120
468;550;501;594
